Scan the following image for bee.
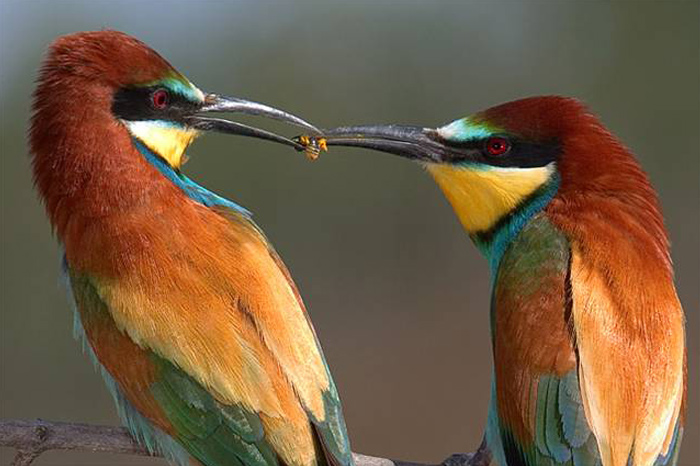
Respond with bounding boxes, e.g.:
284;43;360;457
295;135;327;161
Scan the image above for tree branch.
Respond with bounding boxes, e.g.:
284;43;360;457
0;419;479;466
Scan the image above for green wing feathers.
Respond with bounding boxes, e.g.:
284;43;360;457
532;372;599;466
67;258;352;466
150;357;283;466
492;216;601;466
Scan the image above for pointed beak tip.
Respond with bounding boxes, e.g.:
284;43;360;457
310;124;442;162
190;93;320;150
200;93;320;133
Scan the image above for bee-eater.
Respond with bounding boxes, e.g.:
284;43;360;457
30;30;352;466
307;96;686;466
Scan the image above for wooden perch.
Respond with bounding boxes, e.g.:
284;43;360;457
0;419;480;466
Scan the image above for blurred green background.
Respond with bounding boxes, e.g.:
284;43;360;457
1;1;698;465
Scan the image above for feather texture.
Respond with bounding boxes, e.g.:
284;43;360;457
489;214;596;466
30;31;353;466
476;97;686;466
63;177;352;466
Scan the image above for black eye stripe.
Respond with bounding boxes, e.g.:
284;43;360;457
440;138;483;150
439;136;561;168
487;139;560;167
112;85;200;122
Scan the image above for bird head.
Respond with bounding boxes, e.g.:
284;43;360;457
313;96;666;263
30;30;317;172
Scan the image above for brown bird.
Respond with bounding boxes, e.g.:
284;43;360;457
30;30;353;466
304;96;686;466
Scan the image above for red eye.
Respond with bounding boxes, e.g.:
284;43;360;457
486;137;510;156
152;89;169;109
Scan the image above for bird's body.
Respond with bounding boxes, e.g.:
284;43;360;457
31;31;352;466
312;97;686;466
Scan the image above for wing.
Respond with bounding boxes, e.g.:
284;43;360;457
569;245;685;466
71;270;278;466
65;197;352;466
490;215;600;466
213;205;352;466
492;213;685;466
547;183;686;466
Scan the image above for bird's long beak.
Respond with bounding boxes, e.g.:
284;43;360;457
186;94;321;151
314;125;447;162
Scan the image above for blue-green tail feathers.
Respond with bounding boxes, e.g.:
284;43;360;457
493;370;601;466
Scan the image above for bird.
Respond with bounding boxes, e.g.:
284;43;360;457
30;30;353;466
304;96;686;466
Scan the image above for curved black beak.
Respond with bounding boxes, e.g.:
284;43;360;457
186;94;321;151
313;125;448;162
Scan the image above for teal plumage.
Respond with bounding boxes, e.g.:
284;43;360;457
488;215;595;466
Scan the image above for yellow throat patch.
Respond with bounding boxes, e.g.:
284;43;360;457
125;121;199;168
426;163;555;234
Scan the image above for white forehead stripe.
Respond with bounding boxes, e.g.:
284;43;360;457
191;84;205;102
437;118;495;141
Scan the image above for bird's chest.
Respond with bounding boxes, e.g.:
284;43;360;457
491;216;576;390
487;215;579;445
